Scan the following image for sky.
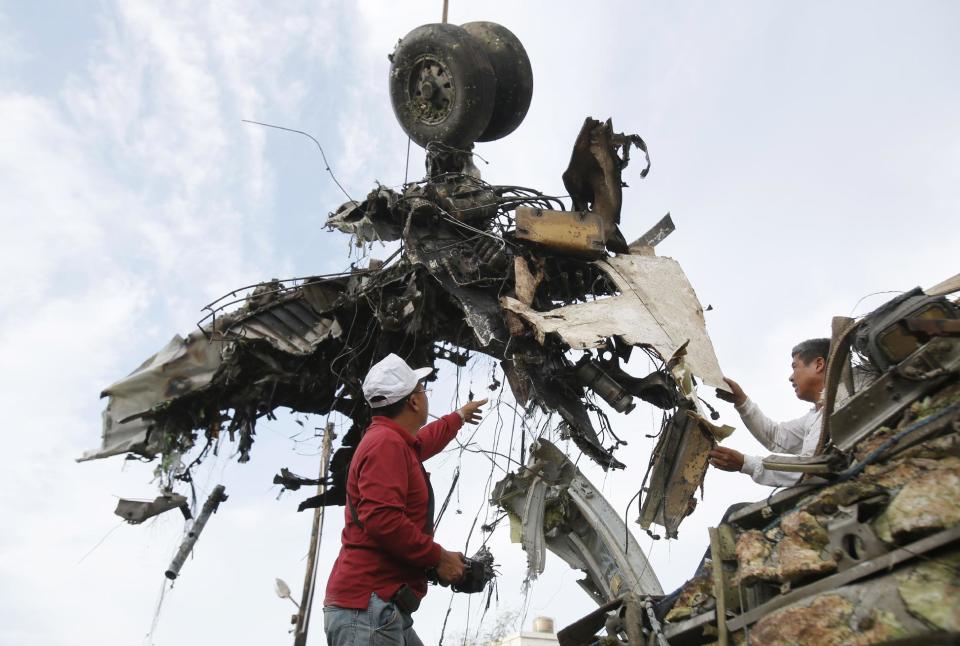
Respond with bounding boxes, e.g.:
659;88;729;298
1;1;958;644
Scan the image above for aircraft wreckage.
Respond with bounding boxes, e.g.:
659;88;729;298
81;19;960;645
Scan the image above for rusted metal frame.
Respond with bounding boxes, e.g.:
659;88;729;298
557;597;625;646
293;422;335;646
662;609;716;640
824;498;889;572
832;316;856;399
817;319;860;455
906;317;960;336
708;528;730;646
725;524;960;632
618;593;646;645
725;481;831;529
837;401;960;482
830;336;960;452
872;403;960;459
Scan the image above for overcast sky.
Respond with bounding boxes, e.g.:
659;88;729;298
1;1;958;645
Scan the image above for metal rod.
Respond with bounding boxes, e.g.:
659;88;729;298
165;485;228;580
293;423;335;646
442;0;449;23
708;527;729;646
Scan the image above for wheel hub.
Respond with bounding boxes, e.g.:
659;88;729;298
410;56;455;124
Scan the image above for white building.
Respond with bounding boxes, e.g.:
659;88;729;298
491;617;560;646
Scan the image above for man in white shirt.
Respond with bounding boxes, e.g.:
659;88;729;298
708;338;830;487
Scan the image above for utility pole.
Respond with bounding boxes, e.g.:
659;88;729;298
293;422;335;646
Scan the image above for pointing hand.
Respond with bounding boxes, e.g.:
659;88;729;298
458;398;488;425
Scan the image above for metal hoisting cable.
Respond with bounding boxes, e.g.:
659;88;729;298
293;422;335;646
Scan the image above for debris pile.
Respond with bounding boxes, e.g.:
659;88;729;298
558;284;960;645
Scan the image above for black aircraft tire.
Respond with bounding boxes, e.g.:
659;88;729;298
461;22;533;142
389;23;495;149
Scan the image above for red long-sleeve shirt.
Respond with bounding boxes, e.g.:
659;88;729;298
324;412;463;608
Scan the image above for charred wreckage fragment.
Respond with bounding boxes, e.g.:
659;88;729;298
82;114;724;529
79;20;733;621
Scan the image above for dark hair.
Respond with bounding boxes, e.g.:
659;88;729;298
371;394;411;418
791;338;830;364
370;382;424;418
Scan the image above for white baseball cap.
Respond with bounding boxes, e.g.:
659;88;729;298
362;353;434;408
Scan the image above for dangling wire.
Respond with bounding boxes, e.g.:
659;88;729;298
241;119;353;203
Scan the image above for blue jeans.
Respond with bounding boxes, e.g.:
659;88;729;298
324;593;424;646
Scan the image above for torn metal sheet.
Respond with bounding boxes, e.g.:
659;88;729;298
80;330;227;461
629;212;675;251
273;467;323;492
115;493;191;524
637;401;716;538
561;117;649;253
502;254;725;389
492;439;662;601
325;186;405;245
512;256;543;305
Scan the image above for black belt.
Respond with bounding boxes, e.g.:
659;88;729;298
390;584;421;613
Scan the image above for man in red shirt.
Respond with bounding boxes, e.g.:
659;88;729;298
323;353;487;645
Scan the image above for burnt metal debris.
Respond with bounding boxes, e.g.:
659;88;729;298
115;492;192;524
82;105;727;493
491;439;664;600
165;485;228;581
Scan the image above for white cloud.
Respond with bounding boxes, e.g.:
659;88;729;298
0;3;345;644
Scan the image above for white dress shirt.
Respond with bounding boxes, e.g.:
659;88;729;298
734;398;822;487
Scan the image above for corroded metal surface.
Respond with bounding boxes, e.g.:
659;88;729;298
492;439;663;600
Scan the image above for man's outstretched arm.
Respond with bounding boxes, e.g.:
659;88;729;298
717;377;807;454
417;398;488;460
709;446;803;487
